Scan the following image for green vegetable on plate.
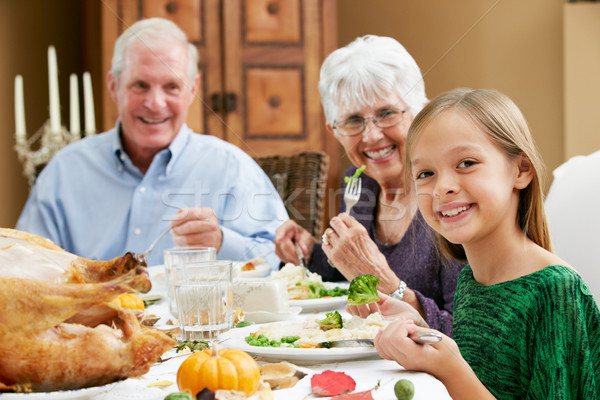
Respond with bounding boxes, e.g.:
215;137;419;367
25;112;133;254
316;310;343;330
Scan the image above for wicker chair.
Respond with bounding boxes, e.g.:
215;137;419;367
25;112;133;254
254;151;329;238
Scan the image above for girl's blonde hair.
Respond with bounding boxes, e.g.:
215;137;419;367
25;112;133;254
405;88;551;261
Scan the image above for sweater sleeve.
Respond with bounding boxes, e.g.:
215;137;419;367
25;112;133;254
526;275;600;399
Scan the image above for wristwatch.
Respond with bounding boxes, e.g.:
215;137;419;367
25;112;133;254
389;280;407;301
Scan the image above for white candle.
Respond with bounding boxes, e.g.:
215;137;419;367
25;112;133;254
14;75;26;142
69;74;80;138
83;72;96;135
48;46;61;134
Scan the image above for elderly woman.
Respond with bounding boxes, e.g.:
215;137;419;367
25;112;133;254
274;35;464;335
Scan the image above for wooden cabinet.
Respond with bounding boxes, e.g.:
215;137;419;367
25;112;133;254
101;0;340;212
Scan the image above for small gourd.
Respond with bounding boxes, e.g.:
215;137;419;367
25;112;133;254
176;346;260;397
112;293;145;310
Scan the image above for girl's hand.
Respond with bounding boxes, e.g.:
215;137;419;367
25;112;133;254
322;213;400;293
376;320;495;399
374;319;458;376
274;220;315;265
346;293;428;328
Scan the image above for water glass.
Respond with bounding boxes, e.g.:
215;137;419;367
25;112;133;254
173;260;233;341
163;246;216;316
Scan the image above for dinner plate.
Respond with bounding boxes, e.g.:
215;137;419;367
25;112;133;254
1;381;119;400
243;306;302;324
288;282;349;313
220;323;379;364
237;263;270;278
289;295;348;313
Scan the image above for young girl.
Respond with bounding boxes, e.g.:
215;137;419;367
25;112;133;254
370;88;600;399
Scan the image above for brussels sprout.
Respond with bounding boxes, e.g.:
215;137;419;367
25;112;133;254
164;391;194;400
394;379;415;400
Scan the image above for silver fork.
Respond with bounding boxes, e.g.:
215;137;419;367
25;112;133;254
135;225;173;265
344;176;362;214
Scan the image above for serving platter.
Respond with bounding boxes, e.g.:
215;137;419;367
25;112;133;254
1;381;119;400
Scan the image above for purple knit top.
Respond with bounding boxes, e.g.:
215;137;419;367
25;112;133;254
309;166;465;336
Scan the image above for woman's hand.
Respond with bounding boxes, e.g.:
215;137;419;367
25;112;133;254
346;293;428;328
322;213;400;293
274;220;315;264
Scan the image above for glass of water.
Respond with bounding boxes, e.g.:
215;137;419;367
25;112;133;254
173;260;233;341
163;246;216;316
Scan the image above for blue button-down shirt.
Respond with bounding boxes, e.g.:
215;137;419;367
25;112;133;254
16;123;288;268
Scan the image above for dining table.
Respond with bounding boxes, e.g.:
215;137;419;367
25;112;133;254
89;266;452;400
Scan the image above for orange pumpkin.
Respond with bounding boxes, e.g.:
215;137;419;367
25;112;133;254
176;348;260;397
112;293;145;310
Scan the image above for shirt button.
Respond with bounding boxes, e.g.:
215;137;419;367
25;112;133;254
134;228;141;235
139;187;146;193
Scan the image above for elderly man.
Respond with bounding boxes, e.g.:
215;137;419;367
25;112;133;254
16;18;287;267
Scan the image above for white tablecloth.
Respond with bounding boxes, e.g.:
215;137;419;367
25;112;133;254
91;354;450;400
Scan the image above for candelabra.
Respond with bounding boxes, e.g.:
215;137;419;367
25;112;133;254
14;46;95;187
14;122;82;187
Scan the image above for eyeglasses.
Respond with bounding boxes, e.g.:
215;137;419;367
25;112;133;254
333;109;407;137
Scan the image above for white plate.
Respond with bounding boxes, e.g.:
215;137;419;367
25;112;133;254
289;295;348;313
288;282;349;313
244;306;302;323
220;323;378;364
1;382;119;400
238;263;270;278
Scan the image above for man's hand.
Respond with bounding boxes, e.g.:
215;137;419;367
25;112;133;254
274;220;314;264
170;207;223;251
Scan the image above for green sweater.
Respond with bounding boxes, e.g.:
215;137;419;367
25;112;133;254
453;265;600;399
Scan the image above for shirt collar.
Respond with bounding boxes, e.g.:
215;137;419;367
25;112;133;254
112;121;126;167
167;124;191;170
111;122;192;175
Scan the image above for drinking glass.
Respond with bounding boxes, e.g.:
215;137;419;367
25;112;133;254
163;246;216;316
173;260;233;341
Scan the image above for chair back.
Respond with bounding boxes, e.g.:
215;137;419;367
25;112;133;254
254;152;329;238
545;150;600;304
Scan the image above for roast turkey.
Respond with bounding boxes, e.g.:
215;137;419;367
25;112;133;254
0;228;176;392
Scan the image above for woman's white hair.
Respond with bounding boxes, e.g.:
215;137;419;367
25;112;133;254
318;35;428;125
111;18;198;86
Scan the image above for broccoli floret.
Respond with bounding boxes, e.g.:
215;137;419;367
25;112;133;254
347;274;380;305
316;310;343;330
307;282;327;299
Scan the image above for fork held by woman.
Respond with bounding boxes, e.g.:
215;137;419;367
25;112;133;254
344;177;361;215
